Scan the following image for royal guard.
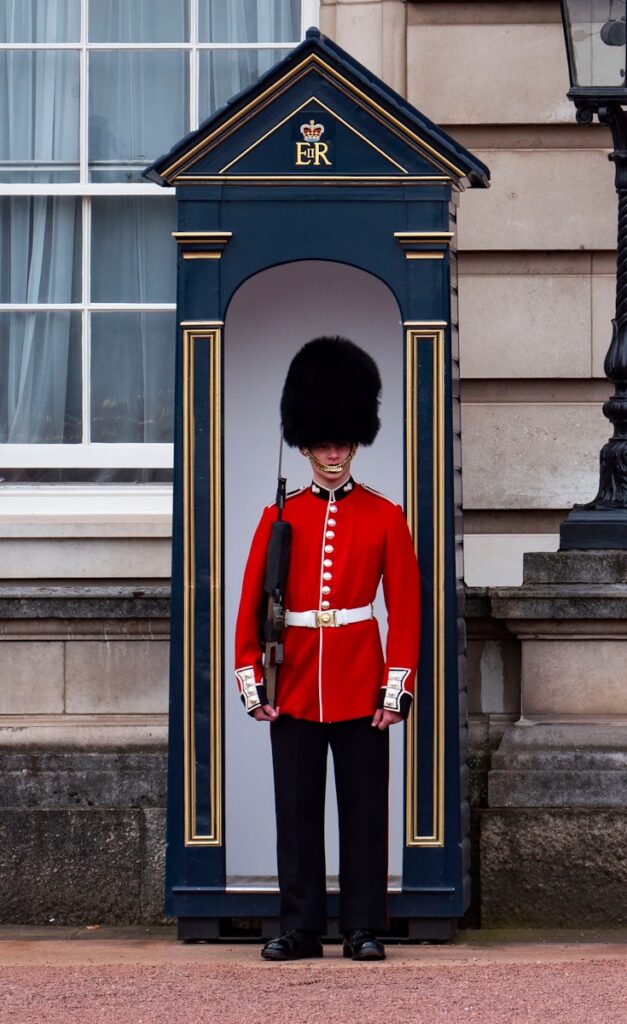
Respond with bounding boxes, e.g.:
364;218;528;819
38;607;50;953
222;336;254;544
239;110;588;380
235;336;421;961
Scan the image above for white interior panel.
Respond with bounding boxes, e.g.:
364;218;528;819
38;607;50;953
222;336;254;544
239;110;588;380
224;260;404;886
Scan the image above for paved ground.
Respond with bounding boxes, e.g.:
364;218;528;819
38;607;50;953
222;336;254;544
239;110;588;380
0;927;626;1024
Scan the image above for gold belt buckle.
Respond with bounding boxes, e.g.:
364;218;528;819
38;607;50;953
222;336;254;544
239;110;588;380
316;609;336;627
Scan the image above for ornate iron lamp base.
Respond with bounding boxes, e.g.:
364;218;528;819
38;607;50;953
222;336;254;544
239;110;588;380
560;98;627;548
560;507;627;550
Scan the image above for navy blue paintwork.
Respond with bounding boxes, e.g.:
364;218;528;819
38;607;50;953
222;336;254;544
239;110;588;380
145;28;489;929
145;27;489;188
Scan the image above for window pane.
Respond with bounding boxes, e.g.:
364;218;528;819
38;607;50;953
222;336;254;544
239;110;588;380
0;311;82;443
0;197;81;303
91;197;176;303
0;0;80;42
0;51;79;183
89;51;188;182
91;312;175;443
198;0;300;42
89;0;188;42
199;48;289;119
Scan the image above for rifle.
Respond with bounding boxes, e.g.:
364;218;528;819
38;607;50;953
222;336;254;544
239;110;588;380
261;442;292;706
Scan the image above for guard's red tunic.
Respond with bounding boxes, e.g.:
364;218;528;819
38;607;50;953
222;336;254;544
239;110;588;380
234;478;421;723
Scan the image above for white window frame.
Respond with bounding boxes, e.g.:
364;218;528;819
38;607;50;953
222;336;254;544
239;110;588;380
0;0;319;512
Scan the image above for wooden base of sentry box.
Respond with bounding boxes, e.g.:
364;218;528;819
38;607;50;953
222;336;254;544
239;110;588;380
177;913;457;943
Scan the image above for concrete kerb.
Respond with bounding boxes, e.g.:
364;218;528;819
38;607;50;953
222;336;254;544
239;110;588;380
1;926;627;967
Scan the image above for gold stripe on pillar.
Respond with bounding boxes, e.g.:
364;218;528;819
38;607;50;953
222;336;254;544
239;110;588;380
182;324;223;846
404;325;446;848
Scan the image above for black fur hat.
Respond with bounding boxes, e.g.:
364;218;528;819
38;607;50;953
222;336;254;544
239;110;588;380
281;336;381;448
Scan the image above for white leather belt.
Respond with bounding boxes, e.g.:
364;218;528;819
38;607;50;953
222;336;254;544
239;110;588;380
285;604;374;628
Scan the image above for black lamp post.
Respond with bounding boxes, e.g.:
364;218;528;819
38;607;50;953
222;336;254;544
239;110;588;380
560;0;627;548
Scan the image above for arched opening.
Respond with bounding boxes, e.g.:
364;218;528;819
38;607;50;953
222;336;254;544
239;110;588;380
224;259;405;888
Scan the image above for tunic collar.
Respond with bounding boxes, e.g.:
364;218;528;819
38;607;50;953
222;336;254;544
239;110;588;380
310;477;355;502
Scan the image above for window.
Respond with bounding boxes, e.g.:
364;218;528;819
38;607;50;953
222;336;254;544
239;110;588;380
0;0;317;485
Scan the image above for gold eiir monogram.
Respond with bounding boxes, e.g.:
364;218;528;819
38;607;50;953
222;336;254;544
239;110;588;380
296;119;332;166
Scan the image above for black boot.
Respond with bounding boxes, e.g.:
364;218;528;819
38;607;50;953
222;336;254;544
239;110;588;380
342;929;385;961
261;929;324;961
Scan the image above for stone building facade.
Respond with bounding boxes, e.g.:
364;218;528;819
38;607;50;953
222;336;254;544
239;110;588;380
1;0;625;927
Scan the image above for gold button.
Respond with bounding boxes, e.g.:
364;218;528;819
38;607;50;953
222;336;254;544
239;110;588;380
321;586;331;595
328;519;336;527
323;572;332;581
323;559;332;567
326;531;335;539
325;545;334;553
321;600;330;609
329;504;337;512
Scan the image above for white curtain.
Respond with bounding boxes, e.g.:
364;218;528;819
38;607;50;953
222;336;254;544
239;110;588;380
0;0;80;444
0;197;80;443
0;5;79;181
89;196;176;447
88;4;187;181
199;0;298;115
89;0;187;43
90;311;175;445
0;0;298;453
0;0;79;44
199;0;298;42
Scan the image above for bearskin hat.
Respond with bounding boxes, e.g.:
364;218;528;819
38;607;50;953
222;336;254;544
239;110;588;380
281;336;381;448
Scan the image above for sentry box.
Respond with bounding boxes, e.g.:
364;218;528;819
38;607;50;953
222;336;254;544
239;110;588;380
145;28;489;942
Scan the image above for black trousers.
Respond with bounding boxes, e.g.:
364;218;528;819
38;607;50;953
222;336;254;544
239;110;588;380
270;714;389;935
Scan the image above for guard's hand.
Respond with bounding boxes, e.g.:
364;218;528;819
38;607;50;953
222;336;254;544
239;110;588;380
371;708;403;730
252;704;280;722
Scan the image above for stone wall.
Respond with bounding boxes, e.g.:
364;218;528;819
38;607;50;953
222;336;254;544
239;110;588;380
0;586;497;927
0;587;169;925
321;0;616;588
0;750;167;925
1;579;625;928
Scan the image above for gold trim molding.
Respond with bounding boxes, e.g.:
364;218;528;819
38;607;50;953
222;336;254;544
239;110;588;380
219;94;407;175
395;232;454;260
173;231;233;260
395;232;454;239
180;322;446;850
183;325;223;847
161;53;465;184
180;319;224;326
405;326;445;848
175;175;448;186
406;253;445;261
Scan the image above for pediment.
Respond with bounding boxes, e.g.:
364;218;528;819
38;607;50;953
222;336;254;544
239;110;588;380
145;30;489;189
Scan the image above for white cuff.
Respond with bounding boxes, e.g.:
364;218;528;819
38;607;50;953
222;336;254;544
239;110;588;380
235;666;262;712
382;668;411;712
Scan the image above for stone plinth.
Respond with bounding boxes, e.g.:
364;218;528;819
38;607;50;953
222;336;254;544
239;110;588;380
491;550;627;722
0;583;170;924
0;582;170;745
489;724;627;808
0;750;167;925
482;550;627;926
481;807;627;927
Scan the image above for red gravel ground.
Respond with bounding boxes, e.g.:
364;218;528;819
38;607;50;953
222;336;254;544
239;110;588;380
0;929;626;1024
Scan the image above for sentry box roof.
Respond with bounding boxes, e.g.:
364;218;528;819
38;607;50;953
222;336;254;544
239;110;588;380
145;27;490;191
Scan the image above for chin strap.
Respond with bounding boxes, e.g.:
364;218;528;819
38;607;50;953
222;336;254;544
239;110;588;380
303;444;357;476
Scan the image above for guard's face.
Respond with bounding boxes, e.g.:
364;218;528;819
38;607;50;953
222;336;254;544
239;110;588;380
301;441;355;485
310;442;352;467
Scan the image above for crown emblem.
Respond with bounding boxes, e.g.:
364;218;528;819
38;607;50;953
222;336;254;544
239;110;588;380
300;119;324;142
